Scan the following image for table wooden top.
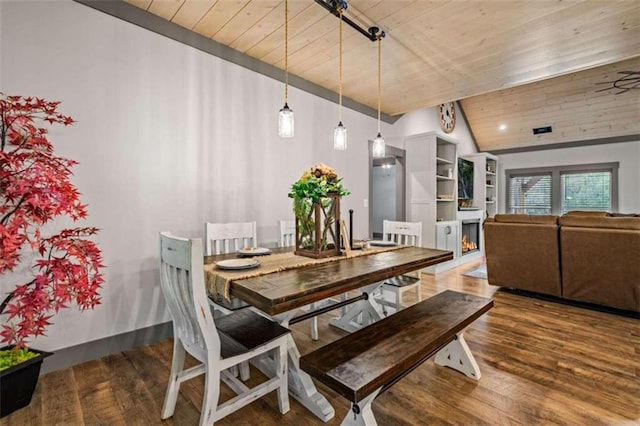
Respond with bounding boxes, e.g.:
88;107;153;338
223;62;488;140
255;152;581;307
205;246;453;315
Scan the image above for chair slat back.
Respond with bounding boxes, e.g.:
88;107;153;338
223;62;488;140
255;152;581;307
382;220;422;247
204;222;257;255
159;232;220;361
278;220;296;247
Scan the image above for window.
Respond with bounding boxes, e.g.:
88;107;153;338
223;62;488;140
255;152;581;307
506;163;618;215
507;173;552;214
561;171;611;213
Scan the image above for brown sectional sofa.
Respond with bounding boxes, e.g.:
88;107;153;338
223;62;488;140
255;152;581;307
484;214;562;297
484;212;640;313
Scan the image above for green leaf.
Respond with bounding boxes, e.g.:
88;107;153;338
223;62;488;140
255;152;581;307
0;347;38;371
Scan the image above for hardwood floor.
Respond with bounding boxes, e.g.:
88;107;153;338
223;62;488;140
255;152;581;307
3;260;639;425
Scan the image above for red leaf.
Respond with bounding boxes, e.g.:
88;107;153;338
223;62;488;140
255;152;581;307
0;93;103;347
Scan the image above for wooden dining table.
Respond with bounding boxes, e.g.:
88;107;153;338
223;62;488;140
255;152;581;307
204;246;453;422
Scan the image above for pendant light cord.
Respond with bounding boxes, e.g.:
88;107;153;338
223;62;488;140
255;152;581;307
377;34;381;134
284;0;289;104
338;7;343;122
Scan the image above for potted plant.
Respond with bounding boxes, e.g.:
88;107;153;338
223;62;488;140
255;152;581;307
0;94;104;417
288;163;350;258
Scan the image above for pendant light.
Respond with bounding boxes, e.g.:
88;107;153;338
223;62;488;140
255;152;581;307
278;0;294;138
371;30;385;158
333;7;347;150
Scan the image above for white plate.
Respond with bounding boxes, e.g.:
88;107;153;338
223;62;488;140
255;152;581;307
237;247;271;256
369;240;398;247
215;258;261;270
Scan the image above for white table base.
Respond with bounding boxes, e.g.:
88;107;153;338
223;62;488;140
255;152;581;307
329;282;384;333
252;310;335;422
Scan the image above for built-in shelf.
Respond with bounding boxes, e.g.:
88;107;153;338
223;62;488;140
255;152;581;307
461;152;498;220
406;133;457;265
436;138;457;226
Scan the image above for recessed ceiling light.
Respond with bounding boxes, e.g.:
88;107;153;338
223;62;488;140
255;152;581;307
498;124;507;131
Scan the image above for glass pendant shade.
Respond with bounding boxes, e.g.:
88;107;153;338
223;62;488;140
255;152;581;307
279;103;294;138
334;121;348;150
372;132;385;158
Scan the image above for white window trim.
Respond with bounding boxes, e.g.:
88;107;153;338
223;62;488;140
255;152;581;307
505;162;619;215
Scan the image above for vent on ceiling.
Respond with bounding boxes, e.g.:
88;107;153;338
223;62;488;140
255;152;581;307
532;126;552;135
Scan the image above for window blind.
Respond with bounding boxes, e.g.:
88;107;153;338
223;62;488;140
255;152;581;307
561;171;611;214
504;163;618;215
507;173;552;214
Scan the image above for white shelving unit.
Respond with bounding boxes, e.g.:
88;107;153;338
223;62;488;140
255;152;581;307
436;220;458;256
485;156;498;217
405;132;459;273
435;139;457;223
461;153;499;218
404;134;495;273
405;133;458;250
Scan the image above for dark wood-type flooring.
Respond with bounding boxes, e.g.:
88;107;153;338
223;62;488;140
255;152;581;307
3;260;639;425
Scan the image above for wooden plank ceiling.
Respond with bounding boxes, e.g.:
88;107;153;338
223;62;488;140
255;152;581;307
123;0;640;151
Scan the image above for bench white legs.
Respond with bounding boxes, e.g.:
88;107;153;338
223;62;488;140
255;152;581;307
337;332;481;426
434;332;481;380
341;387;382;426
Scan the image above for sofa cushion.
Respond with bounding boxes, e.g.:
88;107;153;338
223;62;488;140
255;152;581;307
559;215;640;230
607;212;640;218
563;210;609;217
494;214;559;225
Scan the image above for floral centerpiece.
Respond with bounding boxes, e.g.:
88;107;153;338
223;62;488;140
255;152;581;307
288;164;350;258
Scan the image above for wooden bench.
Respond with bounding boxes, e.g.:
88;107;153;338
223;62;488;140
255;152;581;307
300;290;493;425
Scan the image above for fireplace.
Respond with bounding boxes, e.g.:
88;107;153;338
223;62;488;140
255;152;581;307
461;219;480;255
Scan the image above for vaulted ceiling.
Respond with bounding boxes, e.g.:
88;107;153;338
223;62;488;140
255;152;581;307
122;0;640;152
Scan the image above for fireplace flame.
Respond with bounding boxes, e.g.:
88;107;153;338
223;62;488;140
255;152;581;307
461;234;478;253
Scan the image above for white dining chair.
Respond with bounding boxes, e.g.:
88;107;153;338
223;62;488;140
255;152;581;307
204;221;258;379
204;221;257;255
159;232;290;426
376;220;423;315
278;219;296;248
204;221;258;315
278;219;322;340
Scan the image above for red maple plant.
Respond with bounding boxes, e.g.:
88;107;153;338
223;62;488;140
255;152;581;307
0;94;104;348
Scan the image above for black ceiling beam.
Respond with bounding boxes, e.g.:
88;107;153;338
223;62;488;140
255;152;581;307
313;0;385;42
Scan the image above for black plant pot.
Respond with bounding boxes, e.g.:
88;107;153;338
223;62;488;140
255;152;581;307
0;347;52;418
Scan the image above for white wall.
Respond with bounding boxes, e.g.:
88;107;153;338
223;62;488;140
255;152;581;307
497;140;640;213
393;104;478;155
0;0;390;351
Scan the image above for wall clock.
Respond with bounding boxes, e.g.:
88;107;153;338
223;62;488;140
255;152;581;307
438;102;456;133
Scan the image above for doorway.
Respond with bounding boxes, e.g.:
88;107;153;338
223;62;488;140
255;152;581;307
369;143;406;239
